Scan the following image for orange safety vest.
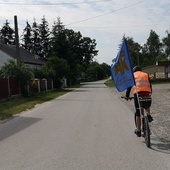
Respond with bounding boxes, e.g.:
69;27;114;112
133;71;151;94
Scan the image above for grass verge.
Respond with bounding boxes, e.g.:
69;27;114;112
104;79;115;87
0;89;72;120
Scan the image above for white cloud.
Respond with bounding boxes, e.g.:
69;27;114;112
0;0;170;65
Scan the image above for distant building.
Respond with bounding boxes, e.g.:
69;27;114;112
143;61;170;79
0;42;46;68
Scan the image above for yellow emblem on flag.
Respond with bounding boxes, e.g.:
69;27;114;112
115;50;129;75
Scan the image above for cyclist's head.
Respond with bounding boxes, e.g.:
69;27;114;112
133;66;142;72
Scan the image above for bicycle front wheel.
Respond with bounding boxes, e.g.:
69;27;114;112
144;116;150;147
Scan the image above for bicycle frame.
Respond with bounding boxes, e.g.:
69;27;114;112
121;93;151;147
136;92;151;147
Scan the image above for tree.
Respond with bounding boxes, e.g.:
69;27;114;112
38;16;51;59
0;20;15;44
21;21;32;52
50;17;68;59
85;62;106;81
31;19;41;56
51;18;98;84
162;29;170;59
80;37;98;67
143;30;163;65
0;60;33;96
100;63;111;77
122;36;141;67
46;57;70;88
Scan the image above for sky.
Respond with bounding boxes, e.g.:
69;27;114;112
0;0;170;65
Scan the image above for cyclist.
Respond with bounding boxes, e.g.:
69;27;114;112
125;66;153;137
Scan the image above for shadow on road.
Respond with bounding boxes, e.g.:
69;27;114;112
0;116;42;142
150;136;170;154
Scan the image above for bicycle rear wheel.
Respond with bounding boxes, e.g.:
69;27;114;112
144;116;150;147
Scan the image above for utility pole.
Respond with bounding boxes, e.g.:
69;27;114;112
14;15;20;61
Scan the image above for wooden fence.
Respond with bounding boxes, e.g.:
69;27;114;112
0;77;54;101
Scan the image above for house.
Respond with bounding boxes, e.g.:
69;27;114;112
0;42;46;68
0;42;54;101
143;61;170;79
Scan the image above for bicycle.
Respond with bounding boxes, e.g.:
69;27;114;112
121;95;152;148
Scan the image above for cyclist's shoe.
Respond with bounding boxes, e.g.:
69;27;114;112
147;115;153;122
134;129;141;137
142;132;146;137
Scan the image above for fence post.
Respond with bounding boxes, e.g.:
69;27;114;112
35;79;40;93
7;77;11;98
45;79;47;91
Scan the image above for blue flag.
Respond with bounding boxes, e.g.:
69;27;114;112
110;40;135;92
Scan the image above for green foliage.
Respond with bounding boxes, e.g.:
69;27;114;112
46;57;70;88
21;21;32;51
3;16;170;86
33;66;55;79
144;30;162;65
121;31;168;68
85;62;109;81
38;16;51;59
22;16;51;60
50;18;98;84
0;17;115;86
0;60;33;96
104;79;115;87
0;20;15;44
162;29;170;58
46;57;70;79
122;36;141;67
31;19;41;56
100;63;111;77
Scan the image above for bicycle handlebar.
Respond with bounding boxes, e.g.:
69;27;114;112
121;96;151;102
121;96;134;100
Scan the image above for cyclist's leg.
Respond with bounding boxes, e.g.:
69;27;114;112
136;116;141;132
134;94;141;137
143;98;153;122
144;108;153;122
145;107;149;114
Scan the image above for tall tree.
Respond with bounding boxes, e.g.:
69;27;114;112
21;21;32;52
162;29;170;59
51;17;98;66
0;20;15;44
80;37;98;67
122;36;141;67
51;17;67;59
143;30;162;65
38;16;50;59
31;19;41;56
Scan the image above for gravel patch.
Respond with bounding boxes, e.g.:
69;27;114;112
110;83;170;143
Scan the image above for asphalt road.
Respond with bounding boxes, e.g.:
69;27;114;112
0;80;169;170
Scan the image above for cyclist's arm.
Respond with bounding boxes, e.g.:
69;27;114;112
147;74;152;93
126;86;132;98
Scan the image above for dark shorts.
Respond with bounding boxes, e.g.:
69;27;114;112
134;92;152;117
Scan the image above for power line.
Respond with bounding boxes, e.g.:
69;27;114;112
68;24;155;29
0;0;111;5
66;0;146;26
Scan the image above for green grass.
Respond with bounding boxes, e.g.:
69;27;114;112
104;79;115;87
0;89;72;120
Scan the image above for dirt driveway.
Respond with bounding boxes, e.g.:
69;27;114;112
110;83;170;143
